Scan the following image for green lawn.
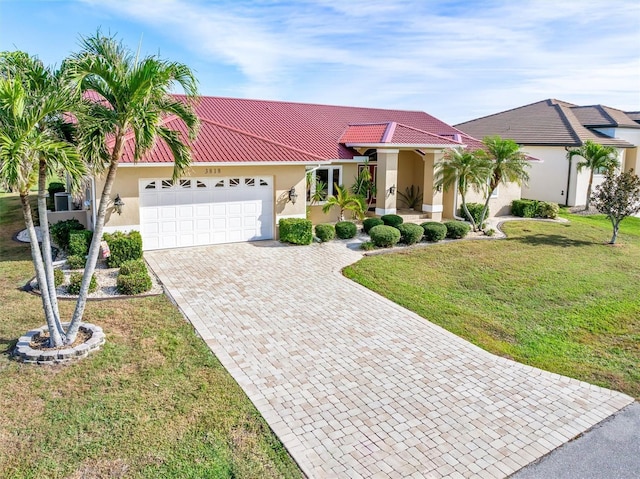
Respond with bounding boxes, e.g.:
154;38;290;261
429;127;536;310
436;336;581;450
0;195;302;479
344;217;640;399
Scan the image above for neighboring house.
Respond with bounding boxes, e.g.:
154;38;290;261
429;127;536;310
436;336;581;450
57;96;520;251
455;99;639;207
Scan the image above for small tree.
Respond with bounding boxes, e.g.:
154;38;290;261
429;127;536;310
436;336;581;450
591;169;640;244
322;184;365;221
567;140;619;209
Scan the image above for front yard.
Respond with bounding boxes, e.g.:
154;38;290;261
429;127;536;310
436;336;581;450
344;216;640;399
0;195;302;478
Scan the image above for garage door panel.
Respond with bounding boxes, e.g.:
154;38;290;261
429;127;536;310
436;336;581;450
140;177;273;250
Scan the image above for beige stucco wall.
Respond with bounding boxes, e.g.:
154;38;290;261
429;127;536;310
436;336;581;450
95;164;307;233
307;162;360;224
463;181;521;217
397;151;425;207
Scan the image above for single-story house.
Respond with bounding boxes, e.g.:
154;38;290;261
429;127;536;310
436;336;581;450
55;96;522;250
455;99;639;207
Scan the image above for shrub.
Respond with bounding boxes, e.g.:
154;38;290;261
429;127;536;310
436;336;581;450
117;262;152;295
369;225;401;248
381;214;403;228
66;255;85;269
397;223;424;245
421;222;447;242
278;218;313;245
104;231;144;267
460;203;487;225
67;272;97;295
362;217;384;233
47;181;65;200
511;199;539;218
485;228;496;237
537;201;559;219
315;224;335;242
119;259;147;276
335;221;357;239
53;268;65;287
68;230;93;257
50;219;84;250
360;241;375;251
444;220;470;239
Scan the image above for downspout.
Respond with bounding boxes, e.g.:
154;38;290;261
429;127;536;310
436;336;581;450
564;147;571;207
91;177;97;230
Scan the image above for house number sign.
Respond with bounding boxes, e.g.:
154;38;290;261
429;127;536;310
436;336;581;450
204;168;222;174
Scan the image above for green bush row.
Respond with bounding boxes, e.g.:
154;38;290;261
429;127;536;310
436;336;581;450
369;225;401;247
315;224;335;242
104;231;143;267
50;219;85;251
443;220;470;239
68;230;93;257
511;199;559;219
362;218;383;233
279;218;313;245
460;203;488;226
397;223;423;245
335;221;357;239
117;259;152;295
67;272;97;295
421;222;447;242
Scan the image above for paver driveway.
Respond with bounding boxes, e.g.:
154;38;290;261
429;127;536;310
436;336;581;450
146;240;633;478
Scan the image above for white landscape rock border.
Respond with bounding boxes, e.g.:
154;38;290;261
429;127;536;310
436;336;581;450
14;323;105;364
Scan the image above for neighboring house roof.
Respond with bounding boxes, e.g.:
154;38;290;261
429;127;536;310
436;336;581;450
625;111;640;124
455;99;635;148
570;105;640;129
118;95;480;164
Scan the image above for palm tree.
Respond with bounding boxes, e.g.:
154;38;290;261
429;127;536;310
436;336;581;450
0;52;85;346
322;184;365;221
61;32;200;343
567;140;619;209
434;148;491;231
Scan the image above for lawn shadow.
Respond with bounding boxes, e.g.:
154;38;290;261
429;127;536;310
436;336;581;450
0;337;18;356
507;233;598;248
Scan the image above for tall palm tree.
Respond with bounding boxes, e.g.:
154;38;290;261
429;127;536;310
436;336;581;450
62;32;200;342
434;148;491;231
567;140;619;209
0;52;85;346
477;136;529;229
322;184;365;221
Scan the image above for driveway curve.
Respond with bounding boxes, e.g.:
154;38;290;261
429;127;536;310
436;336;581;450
146;240;633;478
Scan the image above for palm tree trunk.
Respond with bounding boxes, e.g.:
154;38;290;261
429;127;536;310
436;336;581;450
37;161;61;326
459;190;478;231
20;193;65;346
66;136;124;343
586;171;594;209
478;190;494;232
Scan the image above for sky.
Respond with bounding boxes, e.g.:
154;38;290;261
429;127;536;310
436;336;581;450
1;0;639;125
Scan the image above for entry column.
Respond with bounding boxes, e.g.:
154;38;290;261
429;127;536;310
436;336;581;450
375;149;399;216
422;151;444;221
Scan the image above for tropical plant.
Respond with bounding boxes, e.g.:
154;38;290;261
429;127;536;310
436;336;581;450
398;185;423;210
567;140;619;209
591;169;640;244
476;136;529;230
351;162;376;210
321;184;365;221
58;31;200;343
0;51;85;346
306;170;327;204
434;147;491;231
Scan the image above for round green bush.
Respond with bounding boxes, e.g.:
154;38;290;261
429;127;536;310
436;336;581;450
369;225;401;248
117;271;152;295
119;259;147;276
67;272;97;295
362;218;384;233
421;222;447;242
315;224;336;242
66;255;85;270
444;220;471;239
397;223;424;245
335;221;357;239
360;241;375;251
537;201;559;219
381;214;403;228
53;268;65;287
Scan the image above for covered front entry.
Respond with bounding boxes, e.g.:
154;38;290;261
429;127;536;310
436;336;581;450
139;176;274;250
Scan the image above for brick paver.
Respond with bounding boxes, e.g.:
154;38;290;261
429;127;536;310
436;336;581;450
146;240;634;478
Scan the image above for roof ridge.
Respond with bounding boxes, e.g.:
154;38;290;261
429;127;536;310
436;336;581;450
392;122;465;143
199;117;327;161
455;99;556;127
554;104;585;145
381;122;397;143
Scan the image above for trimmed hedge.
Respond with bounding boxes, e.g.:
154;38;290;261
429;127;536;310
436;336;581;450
444;220;470;239
461;202;488;226
511;199;539;218
335;221;357;239
362;217;384;233
66;255;85;270
315;224;335;242
47;182;65;201
421;222;447;242
67;272;97;295
381;214;403;228
104;231;144;267
397;223;424;245
117;259;152;295
369;225;401;248
68;230;93;257
53;268;65;287
50;219;85;251
279;218;313;245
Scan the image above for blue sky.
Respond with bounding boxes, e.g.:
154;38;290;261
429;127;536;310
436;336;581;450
1;0;639;124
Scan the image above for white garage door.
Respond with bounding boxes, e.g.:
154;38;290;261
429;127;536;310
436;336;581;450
139;177;274;250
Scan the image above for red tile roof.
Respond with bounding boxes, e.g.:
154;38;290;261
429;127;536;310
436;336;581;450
115;96;478;164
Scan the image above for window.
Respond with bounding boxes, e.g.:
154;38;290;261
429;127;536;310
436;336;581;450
179;179;191;188
144;181;156;190
490;186;499;199
229;178;240;187
306;166;342;203
196;180;207;188
245;178;255;186
161;180;174;189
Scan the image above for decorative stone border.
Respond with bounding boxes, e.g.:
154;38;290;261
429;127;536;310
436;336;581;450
13;323;106;364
